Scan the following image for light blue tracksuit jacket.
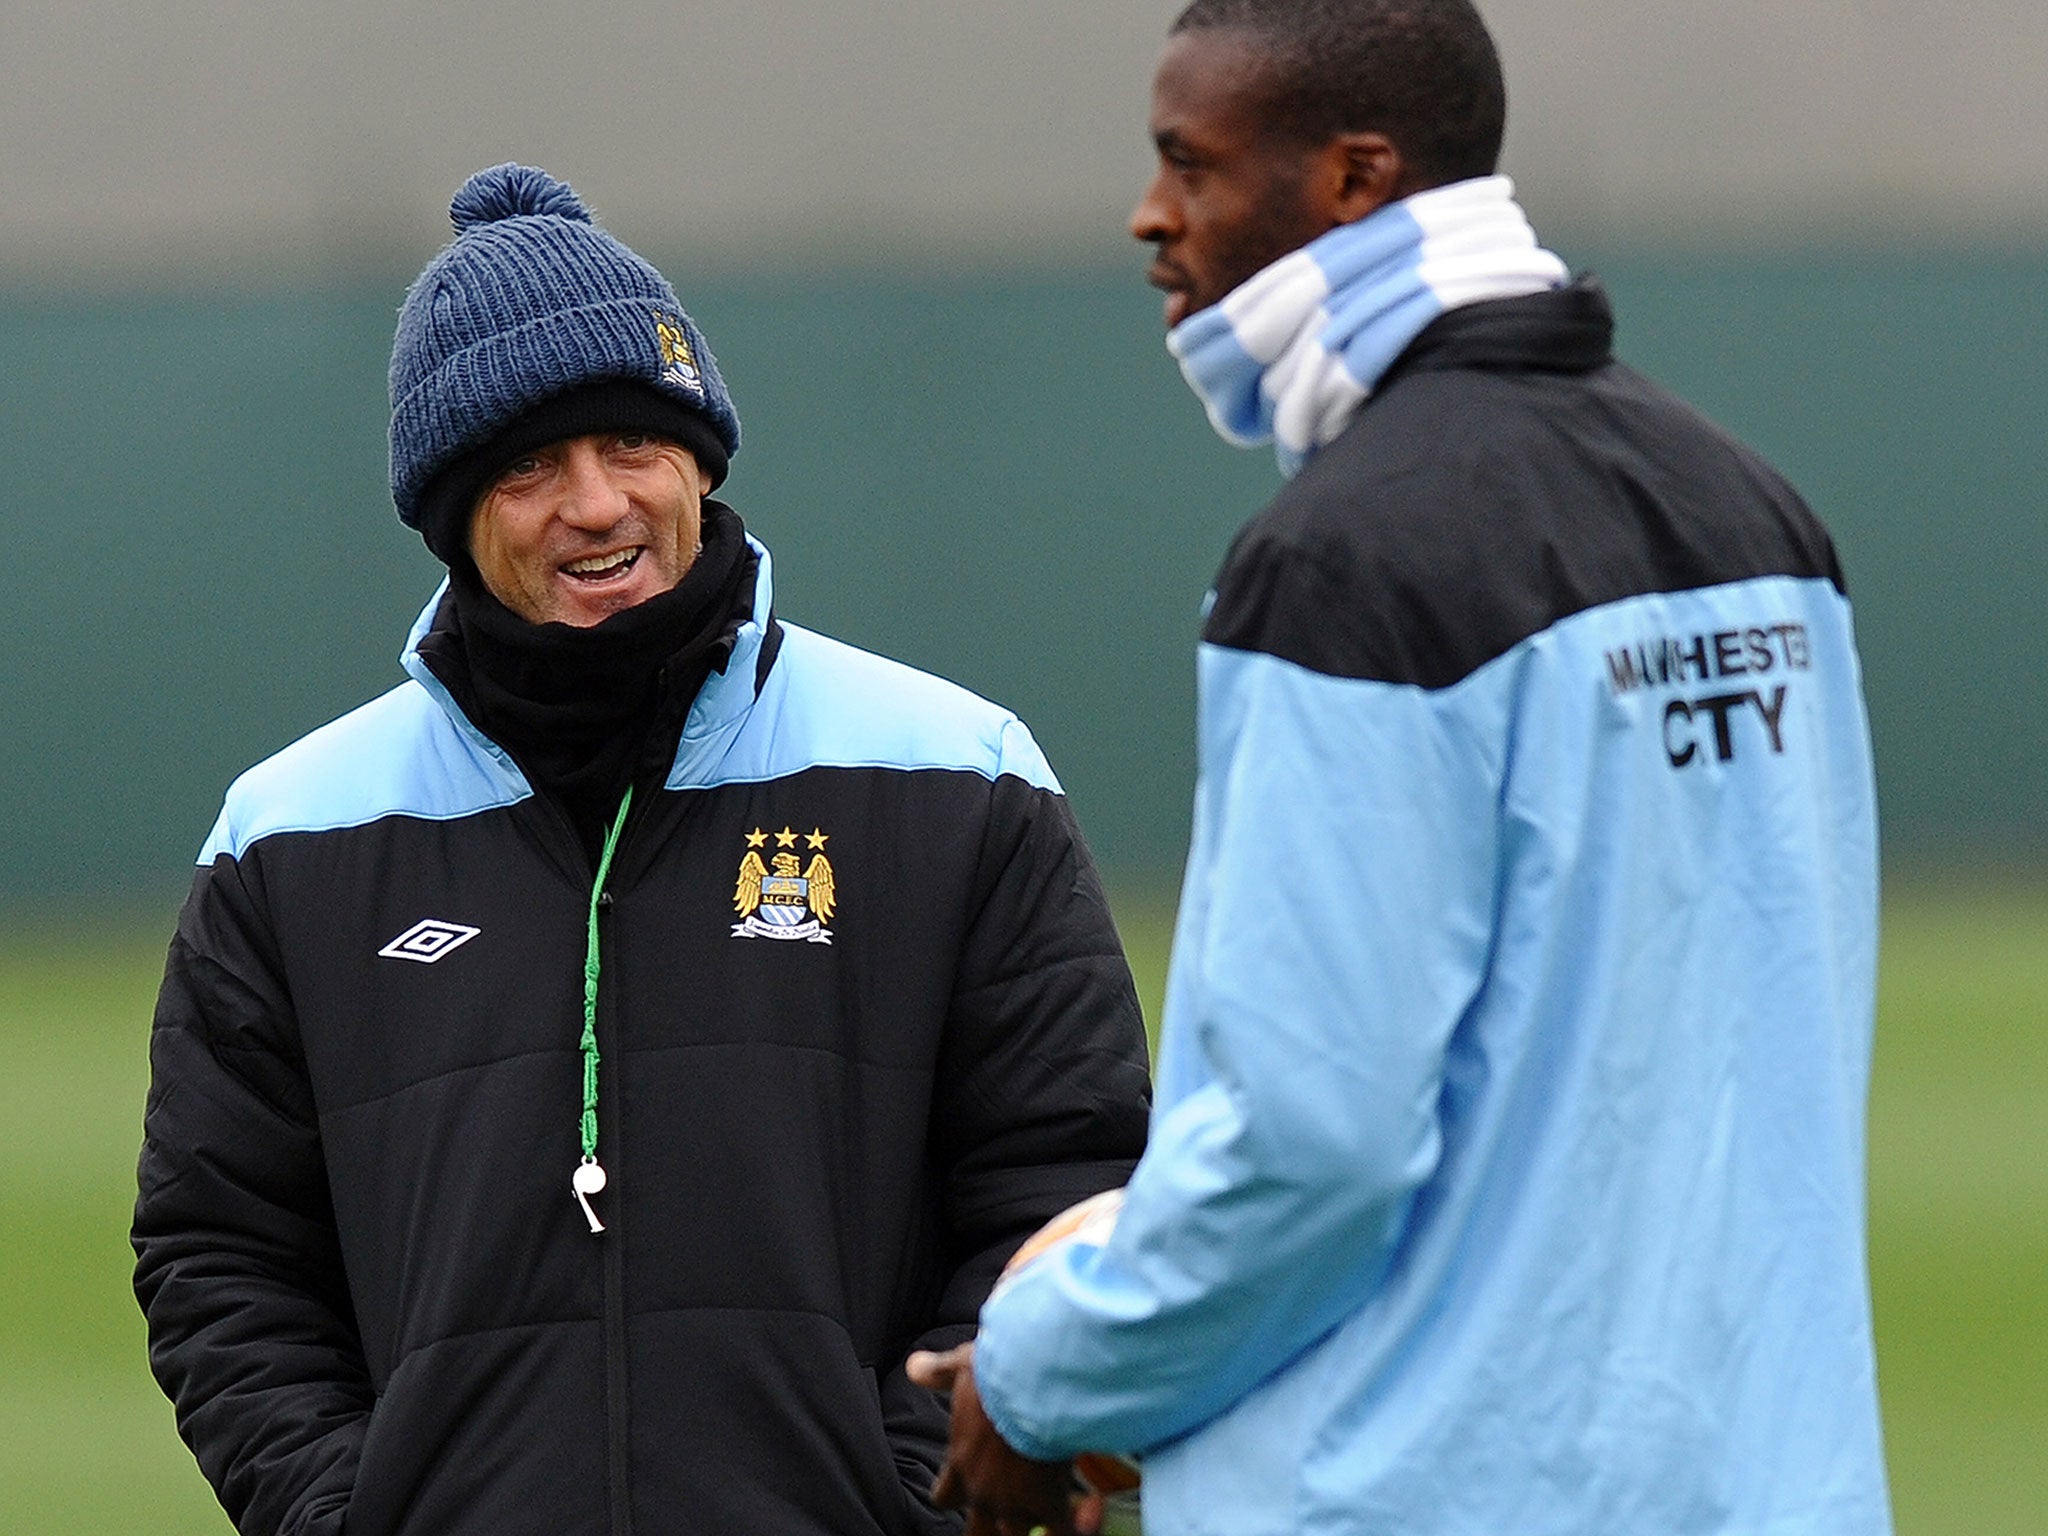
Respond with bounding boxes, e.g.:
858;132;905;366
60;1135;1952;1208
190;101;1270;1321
972;284;1890;1536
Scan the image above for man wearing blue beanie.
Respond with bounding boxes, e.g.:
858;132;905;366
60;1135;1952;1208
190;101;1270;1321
134;163;1151;1536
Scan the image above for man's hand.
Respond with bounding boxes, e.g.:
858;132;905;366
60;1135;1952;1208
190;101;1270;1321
906;1342;1106;1536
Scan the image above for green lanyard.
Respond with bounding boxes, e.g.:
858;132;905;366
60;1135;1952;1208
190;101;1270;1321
572;786;634;1235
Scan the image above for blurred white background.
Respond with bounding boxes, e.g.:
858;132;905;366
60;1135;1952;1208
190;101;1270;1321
3;0;2042;280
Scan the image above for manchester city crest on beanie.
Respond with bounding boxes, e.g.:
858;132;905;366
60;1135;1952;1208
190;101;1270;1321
388;163;741;557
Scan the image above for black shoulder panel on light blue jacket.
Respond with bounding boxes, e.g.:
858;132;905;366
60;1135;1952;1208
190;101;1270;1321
1203;281;1846;689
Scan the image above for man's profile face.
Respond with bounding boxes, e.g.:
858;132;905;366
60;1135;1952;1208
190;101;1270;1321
1132;28;1340;328
469;430;709;627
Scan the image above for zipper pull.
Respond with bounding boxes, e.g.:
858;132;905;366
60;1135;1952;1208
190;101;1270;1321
573;1157;608;1234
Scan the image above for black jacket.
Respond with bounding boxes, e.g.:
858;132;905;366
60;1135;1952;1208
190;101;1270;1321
133;535;1151;1536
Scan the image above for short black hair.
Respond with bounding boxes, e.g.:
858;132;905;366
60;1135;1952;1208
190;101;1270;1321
1170;0;1506;186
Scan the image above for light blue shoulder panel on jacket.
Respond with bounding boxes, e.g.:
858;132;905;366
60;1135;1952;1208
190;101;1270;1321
975;572;1887;1536
666;619;1062;795
197;678;530;864
201;544;1059;867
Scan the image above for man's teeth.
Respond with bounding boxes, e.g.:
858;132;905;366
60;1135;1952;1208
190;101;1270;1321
564;549;639;576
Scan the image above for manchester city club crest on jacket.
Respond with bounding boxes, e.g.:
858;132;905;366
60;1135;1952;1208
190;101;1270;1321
732;827;835;944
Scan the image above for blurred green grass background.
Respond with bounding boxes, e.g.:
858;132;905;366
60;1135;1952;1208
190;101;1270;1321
2;879;2042;1533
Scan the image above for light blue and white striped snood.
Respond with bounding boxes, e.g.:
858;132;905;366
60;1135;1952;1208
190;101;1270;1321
1168;175;1568;477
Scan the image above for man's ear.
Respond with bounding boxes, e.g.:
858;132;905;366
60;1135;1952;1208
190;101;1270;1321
1323;131;1407;224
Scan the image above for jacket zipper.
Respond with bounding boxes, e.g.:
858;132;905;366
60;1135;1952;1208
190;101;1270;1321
584;794;635;1536
600;907;633;1536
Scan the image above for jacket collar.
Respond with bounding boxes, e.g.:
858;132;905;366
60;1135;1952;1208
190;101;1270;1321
666;533;776;785
402;577;523;784
1381;274;1616;389
399;529;780;793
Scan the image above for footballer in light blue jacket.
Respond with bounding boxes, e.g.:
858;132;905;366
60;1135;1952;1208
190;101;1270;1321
947;4;1891;1533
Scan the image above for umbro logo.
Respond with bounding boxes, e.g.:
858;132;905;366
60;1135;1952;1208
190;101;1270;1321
378;919;481;964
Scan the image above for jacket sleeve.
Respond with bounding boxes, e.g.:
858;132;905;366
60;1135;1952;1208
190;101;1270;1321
132;850;373;1536
883;733;1153;1518
970;623;1503;1459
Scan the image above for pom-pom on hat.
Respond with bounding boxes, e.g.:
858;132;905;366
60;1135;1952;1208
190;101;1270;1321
388;163;740;558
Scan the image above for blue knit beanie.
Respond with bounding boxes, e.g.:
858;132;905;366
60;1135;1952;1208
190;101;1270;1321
389;164;741;555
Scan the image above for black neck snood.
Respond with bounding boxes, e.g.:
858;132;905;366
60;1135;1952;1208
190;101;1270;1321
419;501;753;863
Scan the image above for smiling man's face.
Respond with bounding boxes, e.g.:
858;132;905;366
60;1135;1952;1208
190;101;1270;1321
468;430;709;627
1130;27;1344;330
